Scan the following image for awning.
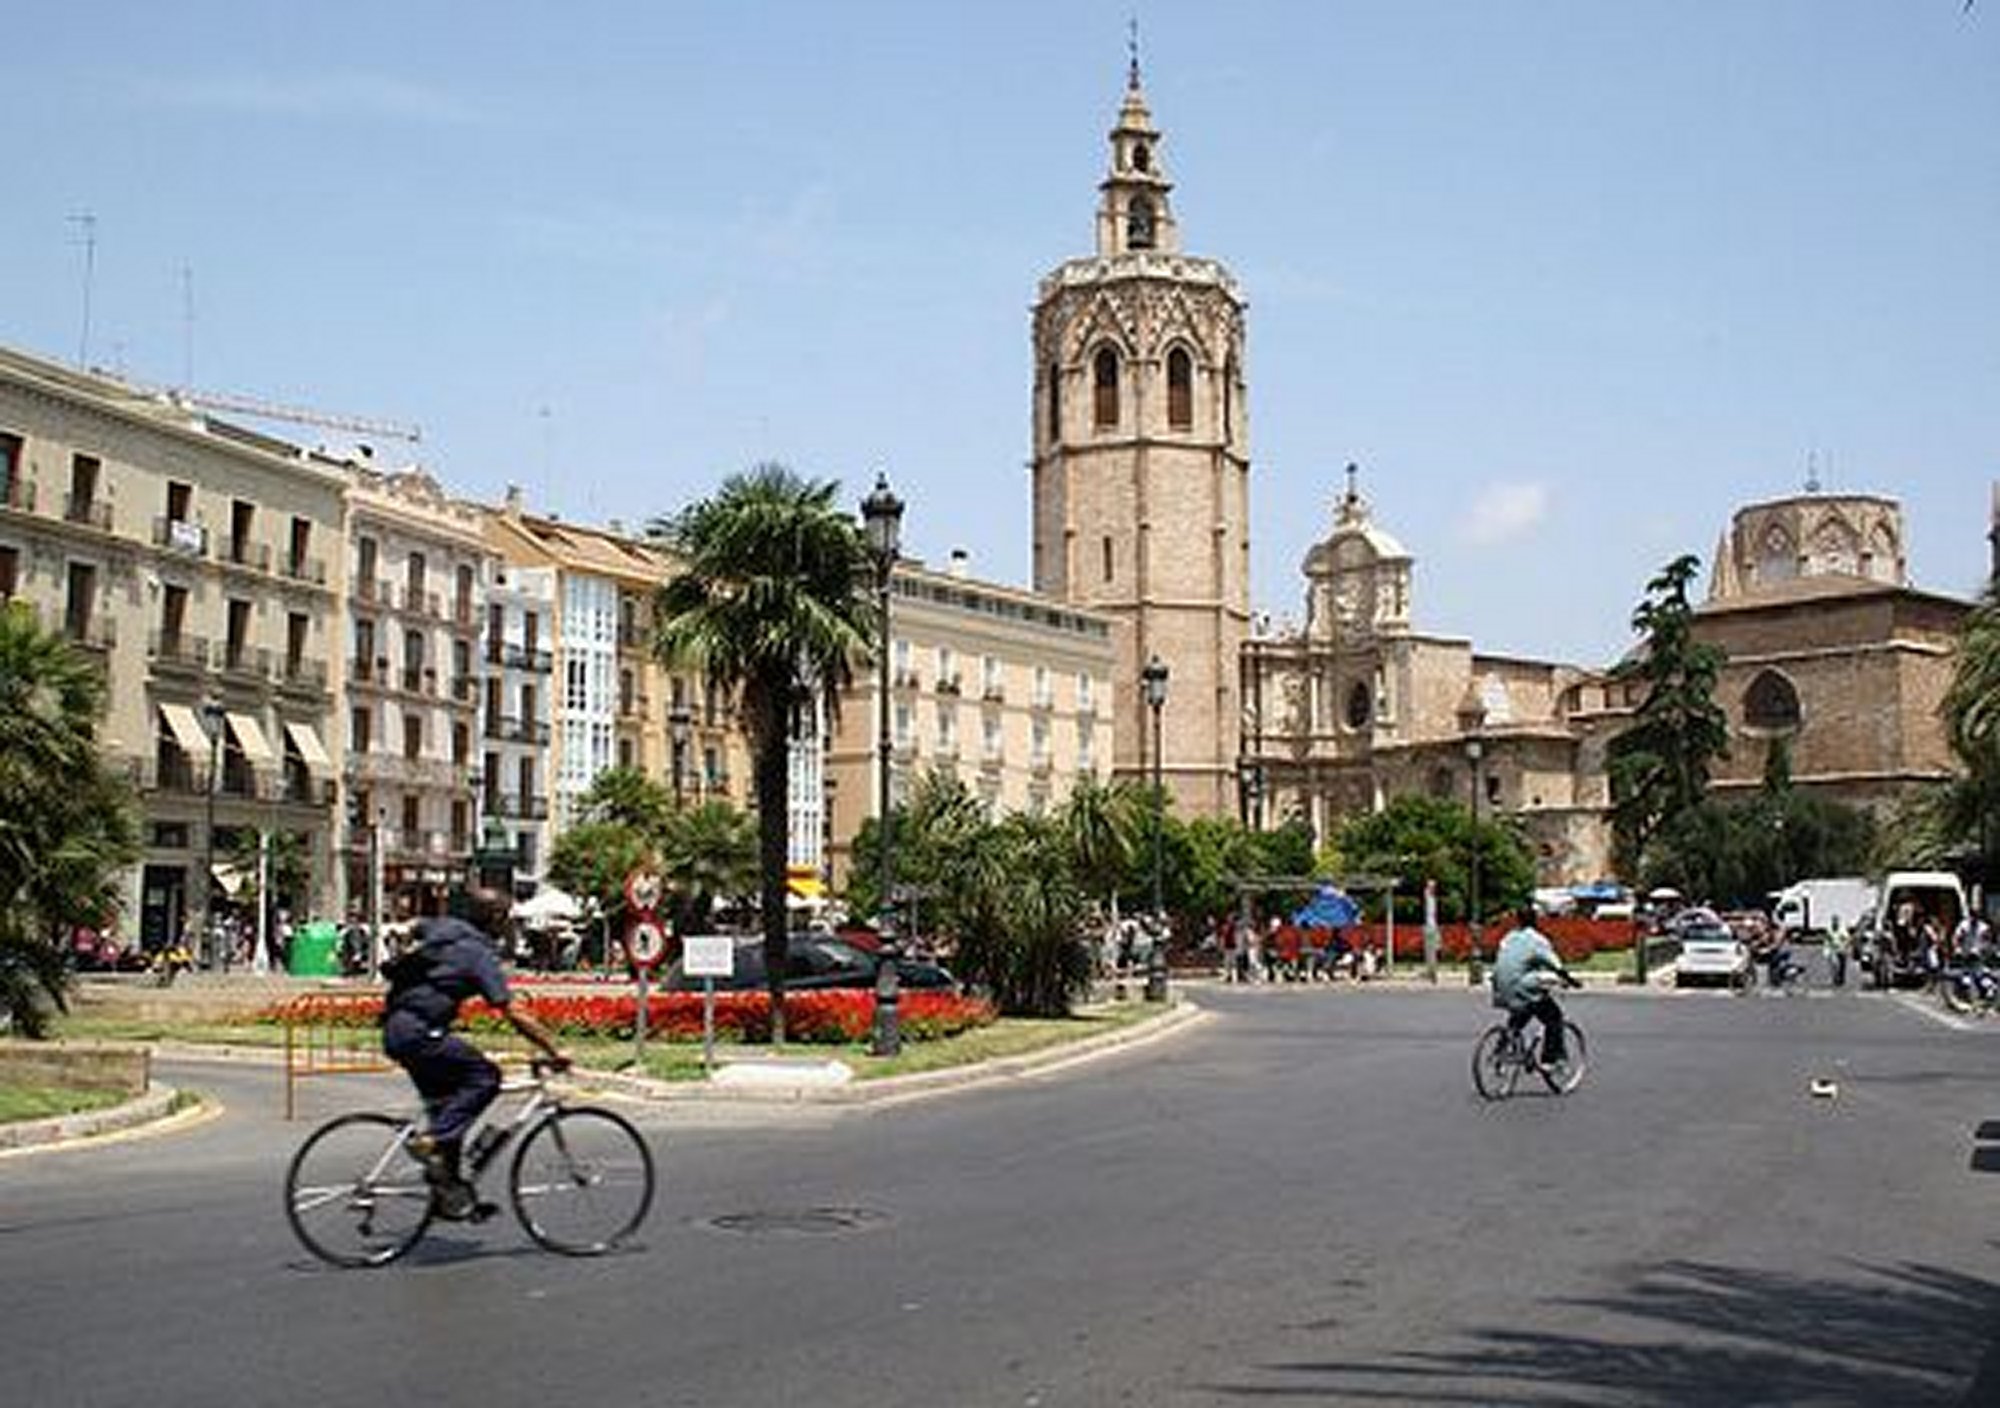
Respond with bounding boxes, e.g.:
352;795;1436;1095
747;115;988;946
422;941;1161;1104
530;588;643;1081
283;720;334;780
211;862;252;898
159;702;211;756
225;711;277;768
786;873;826;900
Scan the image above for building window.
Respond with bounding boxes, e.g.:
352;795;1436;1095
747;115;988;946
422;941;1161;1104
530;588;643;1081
0;432;21;501
1345;682;1372;730
1744;670;1802;731
69;453;101;523
1078;717;1095;771
286;611;308;675
289;516;312;577
983;712;1003;760
1092;347;1120;429
224;598;249;667
1046;362;1061;440
1077;672;1095;713
403;711;423;761
451;721;469;766
1102;536;1114;583
1127;195;1156;250
1033;664;1052;708
1166;347;1192;430
229;499;255;566
0;544;17;599
894;701;913;749
406;552;427;606
402;795;420;836
351;706;372;754
486;602;505;662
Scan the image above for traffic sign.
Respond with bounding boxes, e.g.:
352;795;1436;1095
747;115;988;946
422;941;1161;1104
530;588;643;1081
624;916;668;969
623;868;664;915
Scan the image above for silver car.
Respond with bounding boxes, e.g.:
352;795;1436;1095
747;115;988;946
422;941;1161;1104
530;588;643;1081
1672;909;1752;989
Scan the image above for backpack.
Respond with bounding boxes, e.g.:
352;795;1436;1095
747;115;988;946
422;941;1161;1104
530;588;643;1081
379;932;447;1018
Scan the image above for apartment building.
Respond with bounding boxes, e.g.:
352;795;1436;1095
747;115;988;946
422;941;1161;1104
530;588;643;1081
483;492;754;848
0;345;344;949
340;460;494;920
482;561;557;886
825;552;1117;887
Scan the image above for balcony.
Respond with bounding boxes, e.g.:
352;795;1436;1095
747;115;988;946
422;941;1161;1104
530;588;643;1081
936;674;962;696
404;587;443;621
276;655;329;693
217;643;271;681
277;775;335;808
502;642;553;673
148;631;212;672
348;656;391;688
152;517;207;557
448;675;476;704
892;667;920;690
225;538;271;572
1;477;34;512
617;621;649;650
355;575;390;607
491;792;550;821
279;553;327;586
63;614;117;652
617;692;650;720
982;682;1006;703
63;494;112;531
129;756;207;796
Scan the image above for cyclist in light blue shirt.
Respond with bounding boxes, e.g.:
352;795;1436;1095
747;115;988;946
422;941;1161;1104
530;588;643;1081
1490;905;1579;1066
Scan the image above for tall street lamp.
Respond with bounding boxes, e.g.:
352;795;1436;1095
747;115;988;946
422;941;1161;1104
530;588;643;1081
1142;655;1170;1002
1237;756;1265;832
862;471;904;1057
668;705;692;808
201;698;226;970
1464;729;1486;987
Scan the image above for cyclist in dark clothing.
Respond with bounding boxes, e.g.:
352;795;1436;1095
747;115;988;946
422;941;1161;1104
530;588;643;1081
381;889;569;1218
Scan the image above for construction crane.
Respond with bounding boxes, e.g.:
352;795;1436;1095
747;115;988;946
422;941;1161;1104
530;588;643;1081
150;384;422;445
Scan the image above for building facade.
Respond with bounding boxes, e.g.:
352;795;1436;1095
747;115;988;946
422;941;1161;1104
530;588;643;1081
481;559;557;886
340;460;493;922
0;345;344;952
825;553;1117;887
1031;65;1250;819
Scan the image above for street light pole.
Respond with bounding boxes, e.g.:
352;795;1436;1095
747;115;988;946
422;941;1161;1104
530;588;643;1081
862;471;905;1057
1142;655;1170;1002
1466;733;1485;986
668;705;691;808
201;699;225;970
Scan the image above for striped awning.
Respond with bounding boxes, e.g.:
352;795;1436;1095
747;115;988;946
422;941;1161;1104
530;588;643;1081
158;702;210;756
283;720;334;780
225;711;277;769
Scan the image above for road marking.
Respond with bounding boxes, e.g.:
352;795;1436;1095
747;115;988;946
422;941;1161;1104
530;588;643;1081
1888;992;1979;1031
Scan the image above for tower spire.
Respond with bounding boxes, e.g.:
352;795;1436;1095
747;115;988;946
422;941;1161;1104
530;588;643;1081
1128;15;1141;89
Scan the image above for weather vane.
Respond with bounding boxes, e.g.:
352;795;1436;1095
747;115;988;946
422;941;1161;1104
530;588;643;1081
1128;15;1141;88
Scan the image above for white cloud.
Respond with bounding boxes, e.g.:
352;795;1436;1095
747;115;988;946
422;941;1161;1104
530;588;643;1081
1458;481;1550;546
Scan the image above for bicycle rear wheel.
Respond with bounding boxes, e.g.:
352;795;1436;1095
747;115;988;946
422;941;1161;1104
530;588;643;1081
510;1106;655;1255
284;1112;434;1268
1538;1022;1589;1095
1472;1025;1522;1100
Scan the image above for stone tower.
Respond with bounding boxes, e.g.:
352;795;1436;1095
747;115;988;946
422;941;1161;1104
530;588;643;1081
1029;62;1249;817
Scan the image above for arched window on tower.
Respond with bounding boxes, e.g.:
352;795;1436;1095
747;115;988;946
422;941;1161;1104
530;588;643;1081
1127;195;1156;251
1046;362;1061;441
1093;347;1120;430
1132;142;1151;173
1166;347;1193;430
1223;355;1237;441
1743;669;1802;732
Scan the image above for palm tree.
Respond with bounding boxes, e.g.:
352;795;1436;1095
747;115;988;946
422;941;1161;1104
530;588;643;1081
649;465;877;1042
0;603;139;1035
659;799;758;934
1060;776;1147;921
1939;581;2000;866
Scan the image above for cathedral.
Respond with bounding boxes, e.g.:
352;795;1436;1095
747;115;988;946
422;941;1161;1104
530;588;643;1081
1031;63;1974;886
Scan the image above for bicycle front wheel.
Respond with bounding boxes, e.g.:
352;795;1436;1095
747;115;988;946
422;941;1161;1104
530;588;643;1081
510;1106;655;1255
1539;1022;1590;1095
1472;1025;1522;1100
284;1113;434;1268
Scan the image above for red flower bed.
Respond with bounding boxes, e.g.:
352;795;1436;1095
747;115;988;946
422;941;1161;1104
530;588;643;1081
263;987;995;1046
1279;917;1638;965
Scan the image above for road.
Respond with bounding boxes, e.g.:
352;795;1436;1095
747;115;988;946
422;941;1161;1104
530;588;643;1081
6;981;2000;1407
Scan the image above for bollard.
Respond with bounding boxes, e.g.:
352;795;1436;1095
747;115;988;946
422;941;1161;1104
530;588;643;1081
1145;942;1169;1003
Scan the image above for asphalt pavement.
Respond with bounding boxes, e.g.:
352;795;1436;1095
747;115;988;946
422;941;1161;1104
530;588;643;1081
7;979;2000;1407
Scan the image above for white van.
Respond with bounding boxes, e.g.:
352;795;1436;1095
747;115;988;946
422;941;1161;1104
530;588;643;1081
1865;870;1969;988
1770;878;1877;940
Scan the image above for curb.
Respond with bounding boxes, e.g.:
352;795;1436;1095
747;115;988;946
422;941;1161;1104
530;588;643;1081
574;998;1211;1106
0;1084;186;1152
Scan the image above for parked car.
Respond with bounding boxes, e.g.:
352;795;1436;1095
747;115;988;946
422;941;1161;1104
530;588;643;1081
664;933;955;993
1672;908;1753;989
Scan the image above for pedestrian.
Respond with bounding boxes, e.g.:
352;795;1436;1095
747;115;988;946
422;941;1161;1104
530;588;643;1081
1826;914;1850;988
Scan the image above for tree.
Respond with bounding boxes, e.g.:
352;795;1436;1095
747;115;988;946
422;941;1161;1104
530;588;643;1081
1644;790;1876;909
1333;793;1536;923
1607;554;1731;877
577;766;678;838
545;820;653;964
0;603;140;1035
1939;580;2000;871
947;813;1095;1016
658;799;757;934
223;828;313;929
1058;775;1148;918
649;465;876;1042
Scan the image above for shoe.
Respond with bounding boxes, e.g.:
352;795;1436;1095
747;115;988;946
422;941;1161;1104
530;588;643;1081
431;1178;480;1221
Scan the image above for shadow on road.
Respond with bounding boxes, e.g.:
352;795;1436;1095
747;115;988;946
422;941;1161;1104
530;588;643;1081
1210;1258;2000;1405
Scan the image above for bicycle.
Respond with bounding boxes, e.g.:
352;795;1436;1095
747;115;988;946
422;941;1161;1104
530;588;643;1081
1472;1011;1589;1099
1938;957;2000;1018
284;1059;654;1268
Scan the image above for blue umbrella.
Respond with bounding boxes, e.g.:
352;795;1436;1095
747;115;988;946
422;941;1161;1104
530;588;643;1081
1293;885;1360;929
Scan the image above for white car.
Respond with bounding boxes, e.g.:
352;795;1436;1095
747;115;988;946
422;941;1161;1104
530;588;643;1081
1672;910;1752;989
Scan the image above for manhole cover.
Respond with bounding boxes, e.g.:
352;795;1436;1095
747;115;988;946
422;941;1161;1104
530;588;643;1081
705;1207;887;1236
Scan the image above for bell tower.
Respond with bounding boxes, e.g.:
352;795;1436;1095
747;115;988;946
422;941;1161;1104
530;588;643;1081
1030;58;1250;818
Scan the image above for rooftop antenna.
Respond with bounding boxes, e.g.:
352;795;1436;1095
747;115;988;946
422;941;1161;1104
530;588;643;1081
1128;14;1141;88
67;212;97;369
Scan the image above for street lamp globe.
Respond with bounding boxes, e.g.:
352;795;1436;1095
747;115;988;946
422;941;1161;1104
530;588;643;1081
862;471;904;569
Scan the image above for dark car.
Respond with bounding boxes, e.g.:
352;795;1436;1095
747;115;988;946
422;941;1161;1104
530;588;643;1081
664;933;955;993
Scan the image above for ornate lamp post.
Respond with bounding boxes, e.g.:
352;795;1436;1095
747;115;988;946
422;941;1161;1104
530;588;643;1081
1142;655;1170;1002
200;698;226;970
1464;730;1486;986
861;471;905;1057
667;705;692;808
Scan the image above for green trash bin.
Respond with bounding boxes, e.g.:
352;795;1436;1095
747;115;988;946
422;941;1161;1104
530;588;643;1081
288;920;342;977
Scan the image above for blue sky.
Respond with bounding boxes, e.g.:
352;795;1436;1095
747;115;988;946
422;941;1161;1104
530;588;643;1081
4;1;1995;665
